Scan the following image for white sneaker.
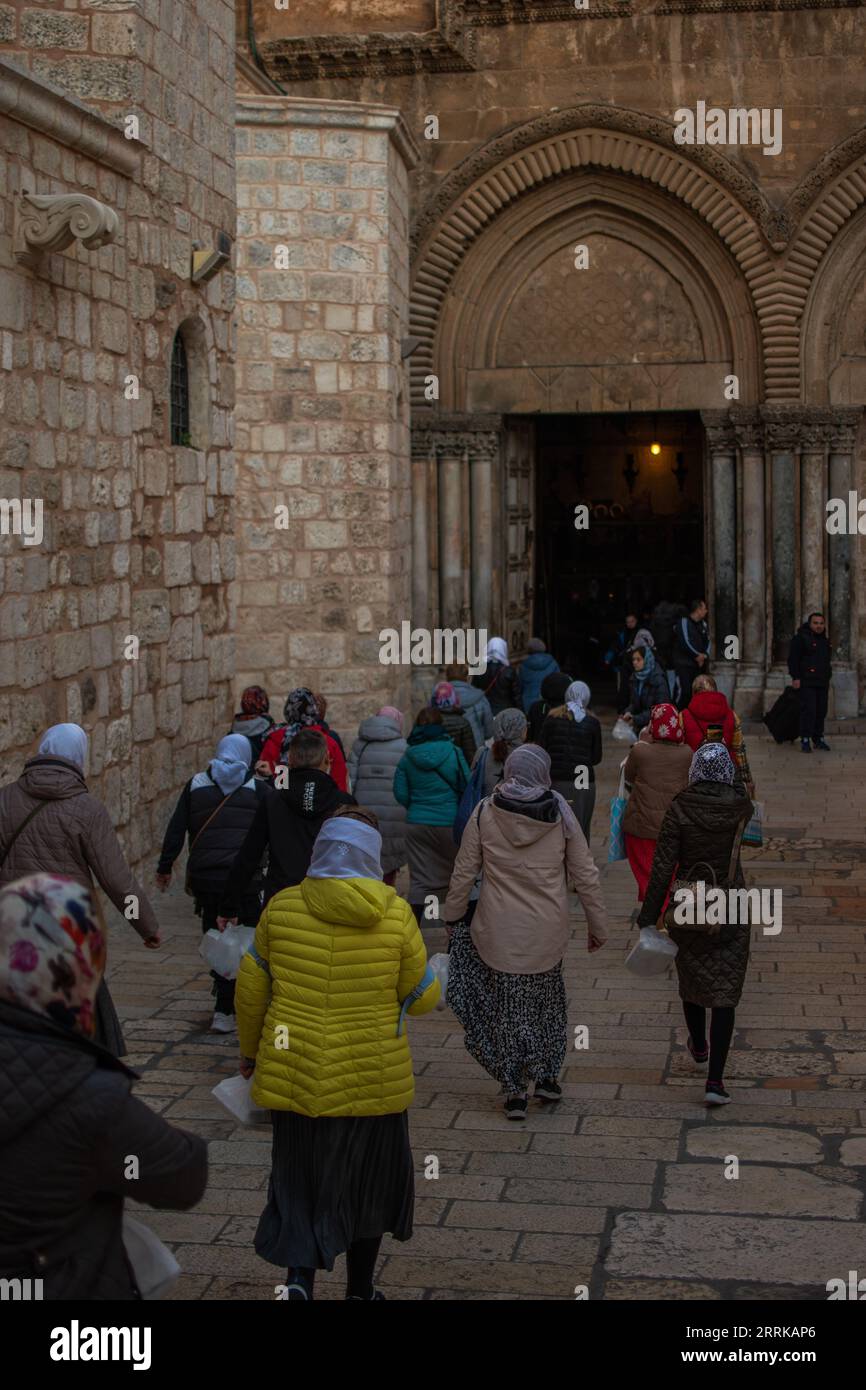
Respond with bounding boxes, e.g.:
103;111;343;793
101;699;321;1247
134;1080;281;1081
210;1011;235;1033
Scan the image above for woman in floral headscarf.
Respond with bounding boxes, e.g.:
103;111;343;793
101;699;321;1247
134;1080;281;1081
622;703;693;903
0;874;207;1299
258;687;348;790
431;681;477;763
637;744;753;1107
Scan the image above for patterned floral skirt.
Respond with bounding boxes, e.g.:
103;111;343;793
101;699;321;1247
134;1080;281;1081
447;921;568;1096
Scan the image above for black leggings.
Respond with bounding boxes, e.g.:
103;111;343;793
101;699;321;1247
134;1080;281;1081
682;1001;735;1084
288;1236;382;1300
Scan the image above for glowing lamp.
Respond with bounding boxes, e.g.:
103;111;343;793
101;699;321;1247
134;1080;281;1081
650;442;662;456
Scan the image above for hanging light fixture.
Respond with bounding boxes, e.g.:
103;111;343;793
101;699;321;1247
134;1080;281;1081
650;441;662;456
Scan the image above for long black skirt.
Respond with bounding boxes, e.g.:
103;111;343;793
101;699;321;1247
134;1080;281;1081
255;1109;414;1271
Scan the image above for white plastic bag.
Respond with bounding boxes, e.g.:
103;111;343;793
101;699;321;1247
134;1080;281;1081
428;952;450;1010
625;925;678;977
199;925;255;979
211;1073;268;1126
122;1214;181;1300
612;717;638;745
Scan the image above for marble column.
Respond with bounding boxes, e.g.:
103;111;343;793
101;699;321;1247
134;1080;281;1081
470;446;494;635
826;409;862;717
799;434;826;623
702;412;738;702
437;447;464;630
410;439;431;632
731;409;766;714
762;408;800;669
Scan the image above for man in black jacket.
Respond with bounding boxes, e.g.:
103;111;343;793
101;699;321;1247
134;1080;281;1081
788;613;832;752
672;598;710;705
218;729;355;922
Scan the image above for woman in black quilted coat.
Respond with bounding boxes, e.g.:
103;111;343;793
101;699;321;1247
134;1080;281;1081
0;874;207;1299
637;743;752;1107
537;681;603;842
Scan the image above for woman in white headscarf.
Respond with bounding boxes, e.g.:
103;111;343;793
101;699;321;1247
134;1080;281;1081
156;733;266;1031
235;805;440;1301
444;745;608;1120
0;724;161;1056
471;636;522;716
537;679;604;842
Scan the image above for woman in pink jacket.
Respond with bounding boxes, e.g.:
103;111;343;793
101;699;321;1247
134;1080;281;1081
443;744;608;1121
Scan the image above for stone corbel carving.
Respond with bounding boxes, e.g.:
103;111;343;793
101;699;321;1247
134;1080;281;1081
14;191;120;267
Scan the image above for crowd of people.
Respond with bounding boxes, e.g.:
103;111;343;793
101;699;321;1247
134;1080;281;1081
3;612;808;1300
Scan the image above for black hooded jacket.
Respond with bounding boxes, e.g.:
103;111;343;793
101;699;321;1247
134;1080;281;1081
787;623;832;687
219;768;355;915
0;1001;207;1300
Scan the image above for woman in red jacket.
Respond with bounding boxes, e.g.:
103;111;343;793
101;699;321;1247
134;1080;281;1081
259;687;348;791
681;683;736;753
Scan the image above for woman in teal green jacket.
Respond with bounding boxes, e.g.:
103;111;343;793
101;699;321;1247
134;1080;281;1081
394;707;470;924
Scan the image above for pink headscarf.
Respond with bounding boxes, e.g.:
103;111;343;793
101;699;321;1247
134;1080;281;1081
431;681;460;710
377;705;404;732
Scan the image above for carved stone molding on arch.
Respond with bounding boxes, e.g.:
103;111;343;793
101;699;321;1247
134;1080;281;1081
410;104;781;255
410;110;781;406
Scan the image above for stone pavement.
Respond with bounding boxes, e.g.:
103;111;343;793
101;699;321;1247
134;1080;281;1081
111;731;866;1301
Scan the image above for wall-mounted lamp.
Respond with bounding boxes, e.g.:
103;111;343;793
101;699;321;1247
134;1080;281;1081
650;441;662;456
672;451;688;492
623;452;639;493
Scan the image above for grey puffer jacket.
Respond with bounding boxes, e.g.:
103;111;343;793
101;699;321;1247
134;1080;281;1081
0;1000;207;1300
0;756;159;940
346;715;408;874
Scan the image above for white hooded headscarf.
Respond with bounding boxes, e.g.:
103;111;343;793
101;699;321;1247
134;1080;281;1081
307;817;384;881
38;724;88;772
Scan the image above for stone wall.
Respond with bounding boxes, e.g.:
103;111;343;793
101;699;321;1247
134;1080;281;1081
234;96;418;737
0;0;236;870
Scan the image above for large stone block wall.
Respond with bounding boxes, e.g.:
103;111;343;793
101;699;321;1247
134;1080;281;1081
0;0;237;870
234;96;418;739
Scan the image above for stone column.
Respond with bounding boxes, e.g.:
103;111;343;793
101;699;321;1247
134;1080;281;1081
410;434;432;632
470;447;494;635
731;409;765;715
762;408;801;673
799;428;827;623
702;412;738;703
437;447;465;630
826;409;862;717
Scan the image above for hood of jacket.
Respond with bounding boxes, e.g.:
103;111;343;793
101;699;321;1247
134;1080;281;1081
675;781;750;833
231;713;273;740
521;652;558;677
688;691;731;725
405;738;459;771
485;796;563;849
274;766;346;819
357;714;402;742
300;874;394;928
0;1000;133;1145
451;680;485;708
16;756;89;803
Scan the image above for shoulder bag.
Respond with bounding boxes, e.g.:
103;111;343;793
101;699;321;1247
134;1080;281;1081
0;802;48;869
184;788;239;896
663;817;747;935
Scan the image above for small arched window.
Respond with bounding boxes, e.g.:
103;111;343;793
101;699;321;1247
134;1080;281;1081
170;331;191;446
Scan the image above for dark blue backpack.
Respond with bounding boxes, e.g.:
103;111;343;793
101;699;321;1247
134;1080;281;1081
453;749;489;844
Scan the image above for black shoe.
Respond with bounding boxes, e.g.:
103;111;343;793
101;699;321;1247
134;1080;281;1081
800;739;811;753
813;738;830;751
705;1082;732;1107
504;1094;528;1120
346;1289;386;1300
534;1078;563;1102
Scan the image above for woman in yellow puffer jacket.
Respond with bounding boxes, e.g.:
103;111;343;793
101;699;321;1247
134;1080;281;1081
235;805;439;1302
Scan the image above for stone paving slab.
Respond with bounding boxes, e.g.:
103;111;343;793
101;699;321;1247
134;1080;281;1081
107;731;866;1300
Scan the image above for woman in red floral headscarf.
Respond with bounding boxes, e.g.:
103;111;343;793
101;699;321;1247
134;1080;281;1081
621;703;693;904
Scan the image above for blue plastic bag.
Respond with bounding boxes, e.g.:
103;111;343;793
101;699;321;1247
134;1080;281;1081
608;762;628;863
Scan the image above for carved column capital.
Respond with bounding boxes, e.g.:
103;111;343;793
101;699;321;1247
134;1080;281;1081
411;410;503;460
728;407;763;453
759;405;808;453
14;191;120;267
700;409;736;453
825;407;863;454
